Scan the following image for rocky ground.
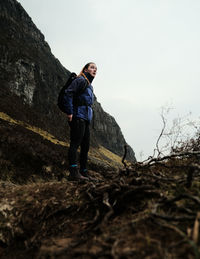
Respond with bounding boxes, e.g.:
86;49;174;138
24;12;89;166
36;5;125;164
0;116;200;258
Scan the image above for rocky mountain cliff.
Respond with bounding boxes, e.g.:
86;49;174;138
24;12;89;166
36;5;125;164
1;3;200;258
0;0;136;162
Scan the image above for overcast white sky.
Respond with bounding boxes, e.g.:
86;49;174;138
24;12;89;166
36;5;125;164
18;0;200;160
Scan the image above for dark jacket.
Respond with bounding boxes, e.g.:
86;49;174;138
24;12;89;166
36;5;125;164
63;75;94;122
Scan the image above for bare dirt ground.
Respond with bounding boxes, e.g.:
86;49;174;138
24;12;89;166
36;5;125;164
0;118;200;259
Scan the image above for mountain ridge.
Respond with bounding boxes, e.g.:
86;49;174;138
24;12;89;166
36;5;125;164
0;0;136;162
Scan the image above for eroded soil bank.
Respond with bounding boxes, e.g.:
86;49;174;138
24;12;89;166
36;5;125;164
0;147;200;258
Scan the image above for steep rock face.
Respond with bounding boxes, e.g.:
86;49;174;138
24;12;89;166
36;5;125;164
93;98;135;160
0;0;136;162
0;0;69;140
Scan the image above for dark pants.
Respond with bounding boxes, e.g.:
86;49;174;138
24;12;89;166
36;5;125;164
68;118;90;170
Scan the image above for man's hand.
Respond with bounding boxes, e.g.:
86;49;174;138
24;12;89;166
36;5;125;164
67;114;73;122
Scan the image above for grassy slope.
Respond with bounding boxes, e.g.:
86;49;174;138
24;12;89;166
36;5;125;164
0;111;122;183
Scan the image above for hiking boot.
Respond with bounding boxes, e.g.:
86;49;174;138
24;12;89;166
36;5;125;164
68;167;89;181
80;169;97;181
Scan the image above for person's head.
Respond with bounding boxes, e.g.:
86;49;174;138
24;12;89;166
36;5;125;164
80;62;97;78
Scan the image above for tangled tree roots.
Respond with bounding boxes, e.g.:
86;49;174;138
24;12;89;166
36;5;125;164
0;152;200;258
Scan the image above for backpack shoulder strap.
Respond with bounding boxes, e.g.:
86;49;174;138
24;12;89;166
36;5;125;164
73;79;89;107
80;72;90;85
76;77;89;96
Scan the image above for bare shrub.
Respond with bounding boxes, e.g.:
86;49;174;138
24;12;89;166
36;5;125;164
153;105;200;158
